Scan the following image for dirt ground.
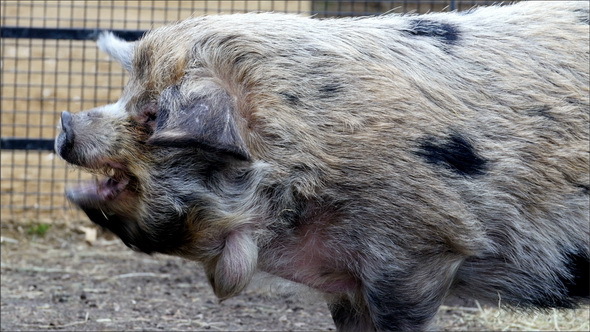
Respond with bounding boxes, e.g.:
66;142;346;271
2;223;589;332
1;223;337;331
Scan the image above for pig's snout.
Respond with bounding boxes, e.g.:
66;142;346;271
56;111;76;163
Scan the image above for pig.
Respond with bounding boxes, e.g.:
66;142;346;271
55;1;590;331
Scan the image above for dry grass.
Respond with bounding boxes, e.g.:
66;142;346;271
436;302;590;331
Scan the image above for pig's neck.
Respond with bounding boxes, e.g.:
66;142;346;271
257;204;361;294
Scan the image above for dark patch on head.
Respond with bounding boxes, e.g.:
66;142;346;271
416;133;488;177
279;92;302;106
319;83;344;98
406;19;460;45
562;251;590;298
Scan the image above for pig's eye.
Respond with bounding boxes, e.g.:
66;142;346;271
136;102;158;130
145;111;157;126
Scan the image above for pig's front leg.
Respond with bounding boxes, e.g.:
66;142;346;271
327;295;375;332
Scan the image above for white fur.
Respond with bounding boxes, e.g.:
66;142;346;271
96;31;135;72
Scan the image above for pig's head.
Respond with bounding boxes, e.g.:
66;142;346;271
55;30;256;276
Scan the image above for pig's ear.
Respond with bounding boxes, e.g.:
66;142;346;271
147;86;251;161
97;31;135;72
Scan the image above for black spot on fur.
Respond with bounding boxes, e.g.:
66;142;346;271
514;251;589;308
279;92;302;106
406;19;460;44
319;83;344;97
527;106;556;121
417;133;488;177
574;8;589;25
562;251;590;298
566;97;586;106
576;184;590;195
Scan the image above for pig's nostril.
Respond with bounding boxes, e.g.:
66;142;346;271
57;111;76;162
60;111;75;146
61;111;73;132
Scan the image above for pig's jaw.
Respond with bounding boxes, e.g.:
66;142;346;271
66;176;130;206
66;160;132;208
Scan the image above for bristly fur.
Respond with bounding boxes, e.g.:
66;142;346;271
56;2;589;331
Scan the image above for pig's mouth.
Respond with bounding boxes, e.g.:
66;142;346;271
66;161;134;207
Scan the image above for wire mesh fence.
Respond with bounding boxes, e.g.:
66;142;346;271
1;0;501;224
